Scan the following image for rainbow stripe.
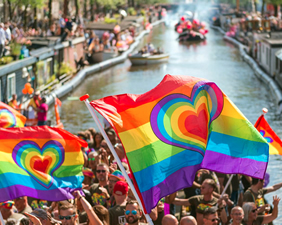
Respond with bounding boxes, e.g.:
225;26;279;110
91;75;269;213
0;102;26;128
0;126;87;202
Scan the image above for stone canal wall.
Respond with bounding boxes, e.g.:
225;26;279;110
211;25;282;113
46;19;165;106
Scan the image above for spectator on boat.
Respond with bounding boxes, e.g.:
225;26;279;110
46;23;56;36
8;94;19;110
0;23;6;57
242;196;280;225
14;197;32;214
93;132;104;150
37;97;48;126
229;206;244;225
93;37;103;52
27;91;41;118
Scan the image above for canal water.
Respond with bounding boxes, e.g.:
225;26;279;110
50;19;282;222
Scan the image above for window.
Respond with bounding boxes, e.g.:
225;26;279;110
7;73;16;101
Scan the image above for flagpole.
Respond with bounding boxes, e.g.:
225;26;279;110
80;95;154;225
216;174;233;207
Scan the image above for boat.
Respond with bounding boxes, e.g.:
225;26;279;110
178;31;206;42
128;53;169;65
89;50;118;64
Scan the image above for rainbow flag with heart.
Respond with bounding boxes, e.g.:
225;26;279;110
0;102;26;128
0;126;87;202
90;75;269;213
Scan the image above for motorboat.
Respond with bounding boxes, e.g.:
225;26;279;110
128;53;169;65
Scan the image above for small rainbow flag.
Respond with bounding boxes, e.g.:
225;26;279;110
0;102;26;128
90;75;269;213
255;114;282;155
0;126;87;202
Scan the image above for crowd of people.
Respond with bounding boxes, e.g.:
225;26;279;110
1;121;282;225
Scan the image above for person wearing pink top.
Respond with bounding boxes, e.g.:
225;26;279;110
37;97;48;126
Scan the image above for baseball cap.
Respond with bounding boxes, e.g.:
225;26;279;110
25;208;61;224
113;181;128;196
109;170;125;181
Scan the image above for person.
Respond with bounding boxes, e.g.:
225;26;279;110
108;170;125;207
89;163;110;207
161;214;178;225
124;200;147;225
58;202;78;225
230;206;244;225
0;201;24;222
180;216;198;225
93;205;110;225
14;197;32;214
37;97;48;126
243;178;282;214
202;207;219;225
242;195;280;225
172;179;225;225
0;23;6;57
8;94;19;110
93;132;104;150
24;208;61;225
109;181;129;225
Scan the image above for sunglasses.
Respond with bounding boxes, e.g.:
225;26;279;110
210;218;220;222
96;170;106;173
251;208;258;213
59;214;76;220
88;157;95;161
125;210;137;215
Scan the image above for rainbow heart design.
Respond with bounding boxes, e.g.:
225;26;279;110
150;81;224;156
12;140;65;188
0;109;17;128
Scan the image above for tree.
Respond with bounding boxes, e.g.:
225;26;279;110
267;0;282;16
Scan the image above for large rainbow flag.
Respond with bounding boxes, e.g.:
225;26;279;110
0;126;87;201
255;114;282;155
0;102;26;128
90;75;269;213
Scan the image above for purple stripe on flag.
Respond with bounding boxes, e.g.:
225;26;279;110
201;150;267;179
0;185;80;202
140;164;201;212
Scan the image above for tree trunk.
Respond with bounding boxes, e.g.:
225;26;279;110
236;0;239;13
261;0;265;17
3;0;6;22
24;5;28;30
64;0;69;16
274;5;278;17
75;0;79;20
33;7;37;29
48;0;52;26
7;0;12;20
132;0;134;8
84;0;87;18
254;1;257;13
90;0;94;21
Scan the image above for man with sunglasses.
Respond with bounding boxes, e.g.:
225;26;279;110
58;203;78;225
89;163;110;207
125;200;147;225
203;207;219;225
109;181;128;225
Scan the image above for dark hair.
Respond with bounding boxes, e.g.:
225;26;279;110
252;178;263;185
93;205;109;225
20;217;30;225
203;207;217;218
126;200;141;212
42;97;46;103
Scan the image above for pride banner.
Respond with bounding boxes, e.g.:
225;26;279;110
0;126;87;201
90;75;269;213
255;114;282;155
0;102;26;128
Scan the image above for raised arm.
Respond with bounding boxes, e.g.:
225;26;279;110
261;195;280;225
265;182;282;194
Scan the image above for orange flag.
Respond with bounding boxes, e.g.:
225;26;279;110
0;102;26;128
254;115;282;155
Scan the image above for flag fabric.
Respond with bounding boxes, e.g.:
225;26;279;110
90;75;269;213
0;126;87;202
254;114;282;155
0;102;26;128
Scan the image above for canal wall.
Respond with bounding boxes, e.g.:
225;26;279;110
211;25;282;112
46;19;165;106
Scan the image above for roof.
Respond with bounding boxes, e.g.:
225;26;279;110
276;48;282;60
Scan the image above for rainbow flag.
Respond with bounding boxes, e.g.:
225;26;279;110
90;75;269;213
255;114;282;155
0;126;87;202
0;102;26;128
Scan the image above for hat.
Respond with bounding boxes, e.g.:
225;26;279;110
0;201;14;209
109;170;125;181
113;181;128;196
82;167;95;178
26;208;61;224
35;90;40;95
